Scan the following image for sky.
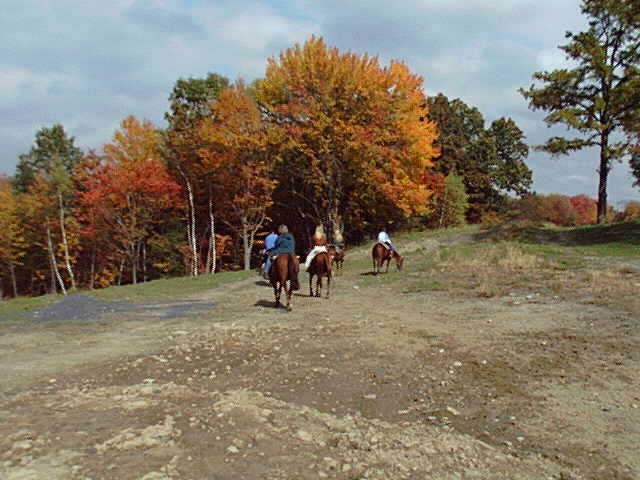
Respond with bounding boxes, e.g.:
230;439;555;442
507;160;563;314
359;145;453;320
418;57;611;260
1;0;639;207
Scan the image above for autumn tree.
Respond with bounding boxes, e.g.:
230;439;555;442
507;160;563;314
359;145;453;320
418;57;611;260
0;178;26;298
165;73;230;275
198;80;277;270
257;36;440;242
520;0;640;223
569;194;597;224
77;117;183;285
13;125;83;292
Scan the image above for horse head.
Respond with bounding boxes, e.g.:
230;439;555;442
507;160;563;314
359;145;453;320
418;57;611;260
395;253;404;271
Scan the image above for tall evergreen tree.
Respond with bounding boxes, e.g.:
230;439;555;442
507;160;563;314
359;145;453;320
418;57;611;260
520;0;640;223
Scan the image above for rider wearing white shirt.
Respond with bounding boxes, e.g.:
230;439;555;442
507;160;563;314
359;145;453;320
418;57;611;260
377;229;396;253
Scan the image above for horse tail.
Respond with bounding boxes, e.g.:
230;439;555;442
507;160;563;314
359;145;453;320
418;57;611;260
288;253;300;290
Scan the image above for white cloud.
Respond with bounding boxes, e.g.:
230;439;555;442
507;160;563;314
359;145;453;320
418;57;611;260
0;0;638;204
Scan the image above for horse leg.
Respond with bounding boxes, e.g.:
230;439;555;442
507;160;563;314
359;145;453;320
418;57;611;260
309;273;313;297
273;282;281;307
316;276;321;297
286;281;293;311
326;272;331;299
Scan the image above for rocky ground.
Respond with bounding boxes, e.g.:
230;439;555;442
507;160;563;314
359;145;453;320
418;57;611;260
1;233;639;479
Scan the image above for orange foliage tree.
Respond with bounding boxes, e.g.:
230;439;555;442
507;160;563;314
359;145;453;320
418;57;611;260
198;80;278;270
76;117;183;285
0;178;26;297
257;36;440;241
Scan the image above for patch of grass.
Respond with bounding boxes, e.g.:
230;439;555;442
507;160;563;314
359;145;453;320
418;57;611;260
87;270;255;302
402;279;449;293
480;220;640;257
0;294;60;316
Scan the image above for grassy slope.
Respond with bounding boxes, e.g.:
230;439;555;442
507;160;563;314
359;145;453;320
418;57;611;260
1;220;638;316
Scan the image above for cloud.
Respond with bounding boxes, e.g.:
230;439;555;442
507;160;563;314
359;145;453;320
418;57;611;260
0;0;638;205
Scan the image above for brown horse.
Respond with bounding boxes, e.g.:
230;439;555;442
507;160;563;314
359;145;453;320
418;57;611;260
327;245;345;275
372;242;403;274
307;251;332;298
269;253;300;310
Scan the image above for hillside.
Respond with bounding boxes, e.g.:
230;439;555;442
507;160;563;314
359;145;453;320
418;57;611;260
1;224;639;479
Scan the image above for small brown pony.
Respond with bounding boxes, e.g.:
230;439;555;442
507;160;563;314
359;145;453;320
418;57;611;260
307;251;332;298
269;253;300;310
327;245;345;275
372;242;404;274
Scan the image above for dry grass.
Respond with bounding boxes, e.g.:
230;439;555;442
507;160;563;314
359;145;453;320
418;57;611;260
440;243;543;273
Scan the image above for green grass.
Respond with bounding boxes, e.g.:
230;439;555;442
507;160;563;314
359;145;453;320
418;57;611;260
0;294;59;316
87;270;255;302
402;279;449;293
0;270;256;317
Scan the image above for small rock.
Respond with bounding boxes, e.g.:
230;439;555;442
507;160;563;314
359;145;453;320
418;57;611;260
297;430;314;442
363;394;377;400
446;406;461;416
226;445;239;454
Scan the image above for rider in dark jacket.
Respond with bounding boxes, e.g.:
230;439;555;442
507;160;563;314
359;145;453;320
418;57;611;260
264;225;296;275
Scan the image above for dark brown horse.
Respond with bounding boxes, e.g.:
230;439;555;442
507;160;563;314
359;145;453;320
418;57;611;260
372;242;403;274
269;253;299;310
307;251;332;298
327;245;345;275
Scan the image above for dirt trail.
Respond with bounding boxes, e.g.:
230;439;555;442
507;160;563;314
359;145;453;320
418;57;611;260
1;236;639;479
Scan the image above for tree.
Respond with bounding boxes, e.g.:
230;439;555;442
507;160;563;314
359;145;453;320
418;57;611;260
198;80;278;270
520;0;640;223
428;95;532;222
257;36;441;241
430;173;468;228
13;124;83;292
542;194;578;226
77;117;184;285
165;73;231;275
427;93;485;177
0;178;26;297
487;118;532;196
13;124;83;192
78;159;183;285
569;194;597;224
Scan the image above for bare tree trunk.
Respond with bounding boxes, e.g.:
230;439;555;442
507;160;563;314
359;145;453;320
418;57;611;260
177;167;198;277
46;223;67;295
208;188;217;274
142;240;147;282
131;242;138;285
58;191;76;289
118;257;125;286
89;240;96;290
9;262;17;298
242;216;251;270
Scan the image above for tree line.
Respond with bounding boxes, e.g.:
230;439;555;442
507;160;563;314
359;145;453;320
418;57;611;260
2;0;640;299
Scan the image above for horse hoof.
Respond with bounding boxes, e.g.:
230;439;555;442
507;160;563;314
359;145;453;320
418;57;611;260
286;305;292;311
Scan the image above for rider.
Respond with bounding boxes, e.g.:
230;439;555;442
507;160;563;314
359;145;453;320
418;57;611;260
264;224;296;277
262;227;279;272
304;225;328;271
377;228;397;255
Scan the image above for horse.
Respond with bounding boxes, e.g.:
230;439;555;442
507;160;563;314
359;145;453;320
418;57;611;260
372;242;403;274
327;245;345;275
269;253;300;310
307;251;332;298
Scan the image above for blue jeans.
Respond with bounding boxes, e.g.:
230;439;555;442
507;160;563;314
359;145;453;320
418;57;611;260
265;255;273;275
